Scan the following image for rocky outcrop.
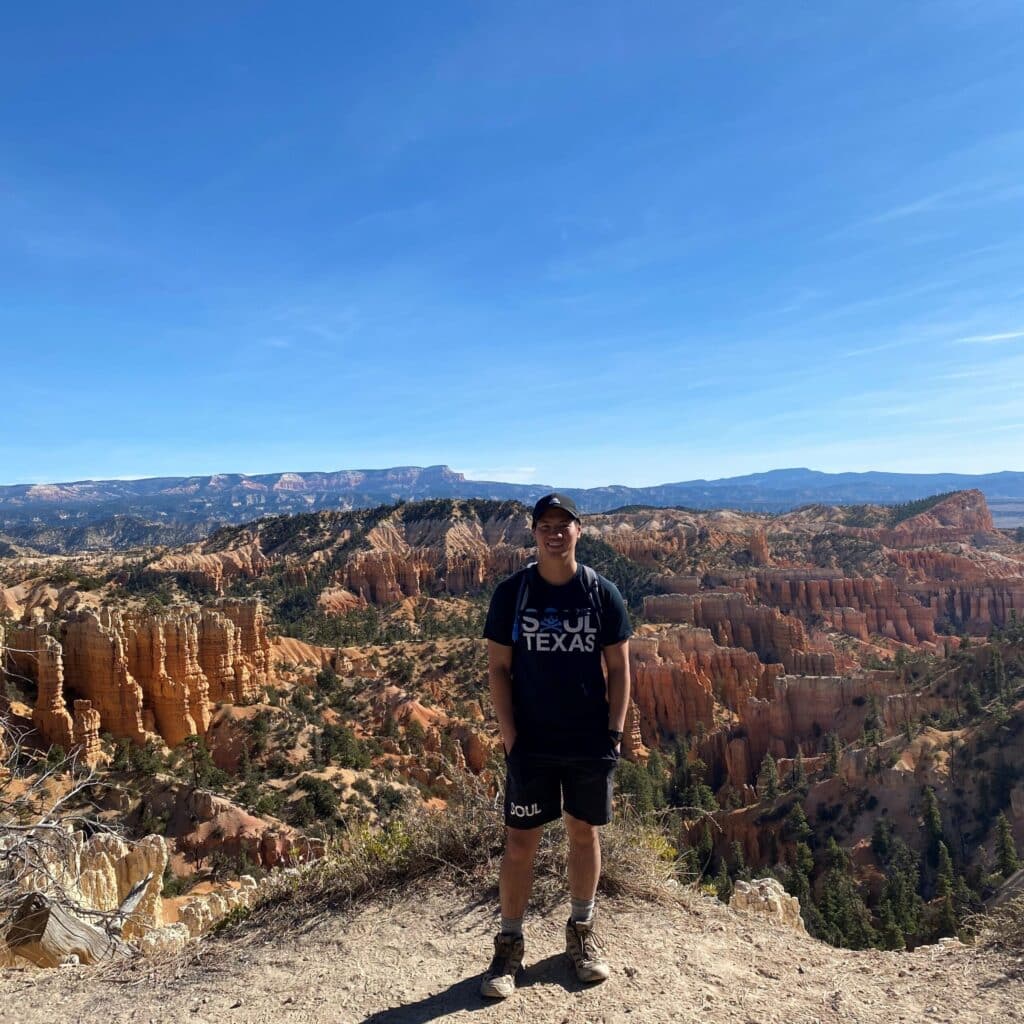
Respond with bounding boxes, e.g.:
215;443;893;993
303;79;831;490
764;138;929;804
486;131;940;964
734;672;908;775
730;877;806;933
215;600;270;701
644;593;840;675
72;700;103;766
150;541;270;595
0;819;272;961
725;571;938;644
342;545;527;604
376;686;490;773
749;526;771;567
885;549;993;583
0;826;168;942
135;782;322;870
165;875;261;949
77;832;169;940
32;632;75;752
7;600;271;751
629;627;780;745
842;490;998;549
928;579;1024;633
344;550;436;603
4;618;106;764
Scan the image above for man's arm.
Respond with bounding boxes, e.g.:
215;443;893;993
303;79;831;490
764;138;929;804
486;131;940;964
603;639;631;748
487;639;517;754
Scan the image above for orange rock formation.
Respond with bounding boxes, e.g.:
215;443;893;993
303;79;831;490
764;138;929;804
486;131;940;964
644;593;841;675
150;542;270;595
4;600;270;751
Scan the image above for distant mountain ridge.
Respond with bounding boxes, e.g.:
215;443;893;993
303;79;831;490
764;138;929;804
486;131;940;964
1;465;1023;550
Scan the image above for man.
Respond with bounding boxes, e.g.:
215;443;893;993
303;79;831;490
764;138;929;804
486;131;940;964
479;492;632;999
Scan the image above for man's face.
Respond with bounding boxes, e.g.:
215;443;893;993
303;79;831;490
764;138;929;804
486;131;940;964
532;508;580;561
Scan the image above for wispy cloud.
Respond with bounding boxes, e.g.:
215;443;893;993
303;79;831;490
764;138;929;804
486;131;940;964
841;177;1024;234
866;188;959;225
956;329;1024;344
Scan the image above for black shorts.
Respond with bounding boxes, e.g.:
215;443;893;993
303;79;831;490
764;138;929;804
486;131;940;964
503;748;617;829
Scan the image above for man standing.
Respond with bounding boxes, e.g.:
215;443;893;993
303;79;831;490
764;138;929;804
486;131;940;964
480;493;632;999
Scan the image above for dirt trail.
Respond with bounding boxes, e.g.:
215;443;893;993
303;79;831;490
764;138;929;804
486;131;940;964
1;883;1021;1024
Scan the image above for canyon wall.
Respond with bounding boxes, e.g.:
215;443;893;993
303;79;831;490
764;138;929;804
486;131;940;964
342;545;527;603
150;541;270;595
629;627;780;746
2;600;270;752
644;593;841;675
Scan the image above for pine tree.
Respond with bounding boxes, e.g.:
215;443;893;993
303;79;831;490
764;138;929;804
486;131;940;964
784;802;813;842
784;842;814;904
953;875;980;918
730;840;748;881
669;737;691;805
995;812;1020;877
790;745;808;793
935;842;954;900
696;824;714;878
817;840;878;949
885;837;923;938
714;858;733;903
871;818;893;862
785;841;826;936
617;760;655;813
935;892;959;940
824;732;841;777
679;846;701;883
758;752;779;802
992;649;1007;698
646;748;668;809
921;786;945;868
862;695;882;746
684;757;717;810
962;682;982;717
817;869;856;947
877;896;906;950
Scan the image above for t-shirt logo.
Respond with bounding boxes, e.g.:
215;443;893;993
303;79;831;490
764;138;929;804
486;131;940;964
518;607;598;652
539;609;562;631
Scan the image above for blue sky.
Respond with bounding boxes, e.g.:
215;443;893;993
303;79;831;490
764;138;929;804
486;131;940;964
2;1;1023;488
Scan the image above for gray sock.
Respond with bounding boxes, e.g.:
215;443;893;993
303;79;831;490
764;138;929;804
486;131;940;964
500;915;523;936
570;898;595;923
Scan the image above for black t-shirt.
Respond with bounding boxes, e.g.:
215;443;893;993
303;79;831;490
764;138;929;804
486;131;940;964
483;564;632;756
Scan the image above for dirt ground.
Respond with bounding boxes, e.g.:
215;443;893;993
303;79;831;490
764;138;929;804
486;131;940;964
1;882;1022;1024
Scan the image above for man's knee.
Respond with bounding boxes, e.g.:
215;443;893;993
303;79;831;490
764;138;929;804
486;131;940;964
564;813;600;847
504;825;543;863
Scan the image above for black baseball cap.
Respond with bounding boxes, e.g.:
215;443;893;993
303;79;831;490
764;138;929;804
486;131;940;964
531;492;581;525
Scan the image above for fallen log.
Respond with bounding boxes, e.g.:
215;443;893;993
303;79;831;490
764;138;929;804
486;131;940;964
4;892;135;967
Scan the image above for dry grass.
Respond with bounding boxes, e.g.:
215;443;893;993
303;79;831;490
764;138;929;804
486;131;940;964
220;768;683;941
967;894;1024;956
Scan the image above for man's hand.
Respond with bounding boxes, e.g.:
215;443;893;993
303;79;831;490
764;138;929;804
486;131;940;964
603;640;631;751
487;640;517;755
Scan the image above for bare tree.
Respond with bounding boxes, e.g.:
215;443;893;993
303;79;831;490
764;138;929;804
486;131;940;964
0;714;136;945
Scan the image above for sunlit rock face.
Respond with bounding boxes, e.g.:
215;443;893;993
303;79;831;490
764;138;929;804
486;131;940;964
8;600;270;751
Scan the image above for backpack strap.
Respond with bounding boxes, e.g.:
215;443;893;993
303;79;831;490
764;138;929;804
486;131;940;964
510;562;604;642
580;564;604;637
511;562;537;642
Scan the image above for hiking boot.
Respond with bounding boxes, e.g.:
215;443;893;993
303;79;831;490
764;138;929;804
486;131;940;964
565;915;610;983
480;932;524;999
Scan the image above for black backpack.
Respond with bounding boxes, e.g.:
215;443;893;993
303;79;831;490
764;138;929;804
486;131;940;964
510;562;604;643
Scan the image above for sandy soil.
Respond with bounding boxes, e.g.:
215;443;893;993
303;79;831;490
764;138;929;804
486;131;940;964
1;883;1022;1024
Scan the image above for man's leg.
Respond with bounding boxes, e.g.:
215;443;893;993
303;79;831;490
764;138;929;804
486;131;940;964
561;759;615;984
500;824;544;923
564;812;601;907
482;756;559;1000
